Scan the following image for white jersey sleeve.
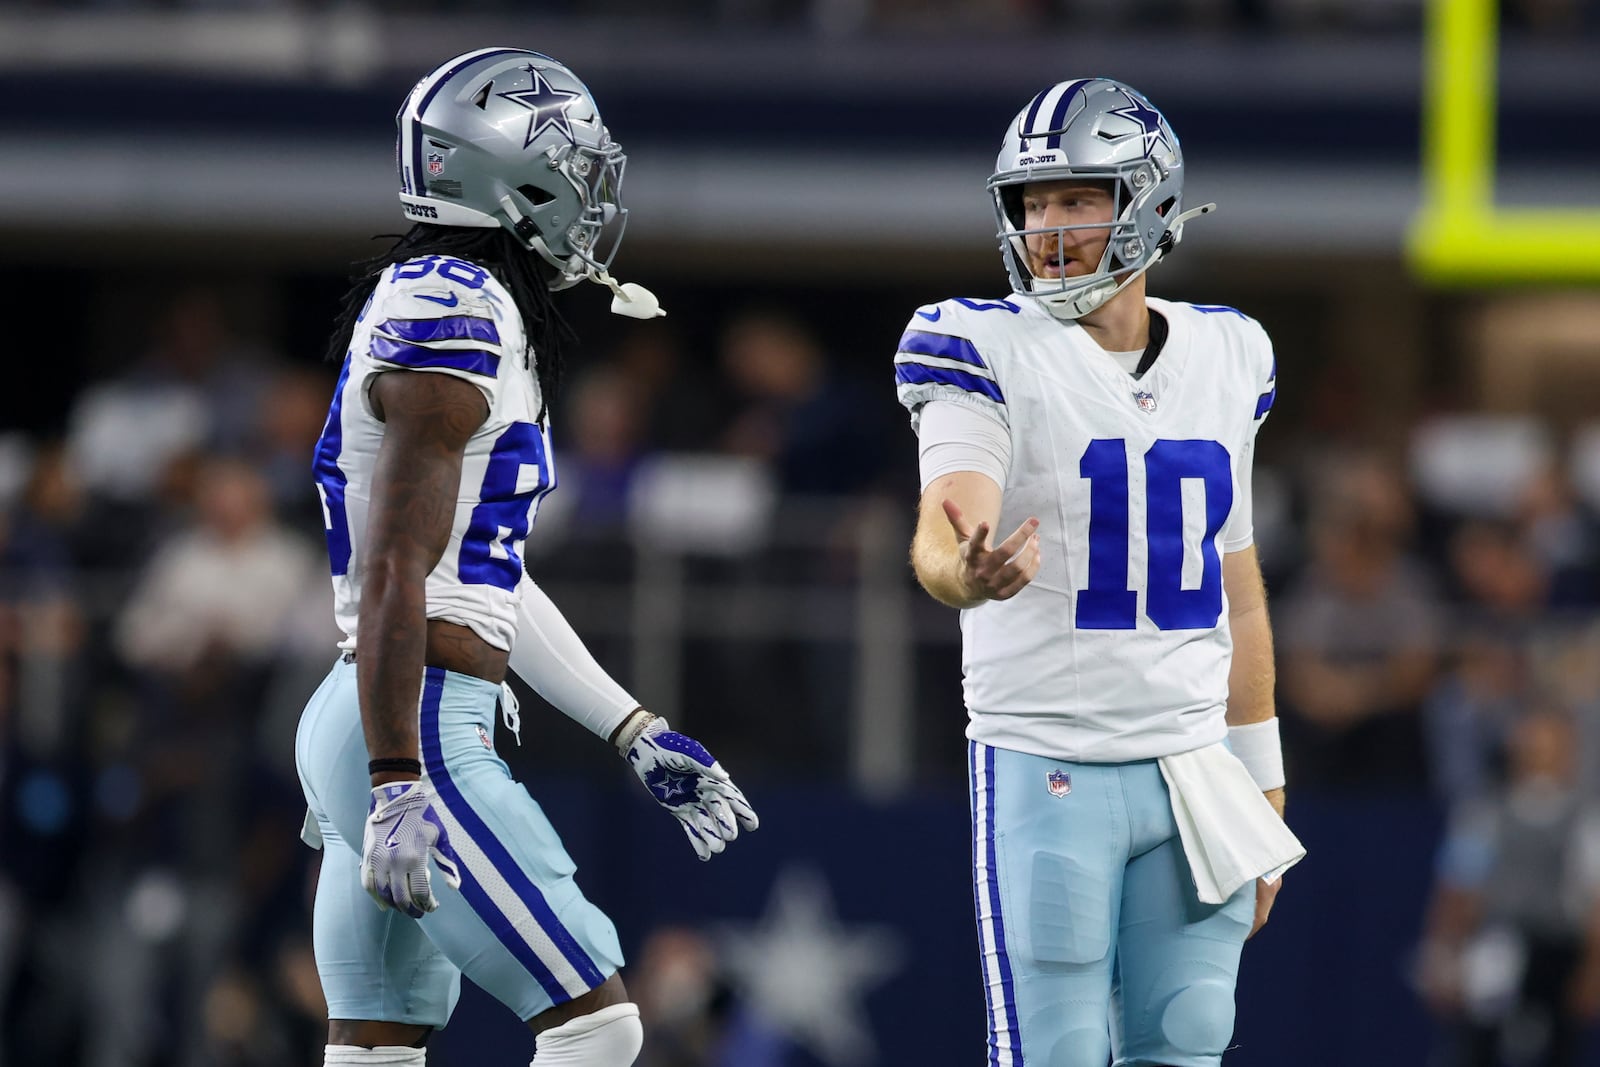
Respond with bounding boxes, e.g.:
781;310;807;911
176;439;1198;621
1219;321;1278;553
917;400;1012;492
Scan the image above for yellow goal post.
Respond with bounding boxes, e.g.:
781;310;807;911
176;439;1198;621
1408;0;1600;284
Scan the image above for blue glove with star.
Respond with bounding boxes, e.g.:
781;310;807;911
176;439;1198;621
618;713;759;861
359;780;463;918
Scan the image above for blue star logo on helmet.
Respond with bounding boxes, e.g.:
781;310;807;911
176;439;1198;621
497;67;582;148
1108;91;1172;159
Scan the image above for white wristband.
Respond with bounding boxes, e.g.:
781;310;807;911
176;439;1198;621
1228;719;1285;791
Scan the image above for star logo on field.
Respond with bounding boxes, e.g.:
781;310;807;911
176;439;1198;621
497;68;581;148
719;867;903;1067
1108;91;1172;158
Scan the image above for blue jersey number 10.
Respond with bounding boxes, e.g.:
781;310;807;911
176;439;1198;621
1076;438;1233;631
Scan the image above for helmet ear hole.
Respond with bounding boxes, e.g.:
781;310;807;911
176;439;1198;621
472;82;492;109
519;184;557;207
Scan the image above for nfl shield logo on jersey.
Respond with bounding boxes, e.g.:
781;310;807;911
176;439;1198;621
427;151;445;176
476;724;493;750
1133;390;1158;414
1046;769;1072;797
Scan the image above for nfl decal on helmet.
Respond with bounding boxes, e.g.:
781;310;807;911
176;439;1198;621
989;78;1216;320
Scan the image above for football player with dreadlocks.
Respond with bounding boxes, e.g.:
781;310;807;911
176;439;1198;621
296;49;756;1067
898;79;1305;1065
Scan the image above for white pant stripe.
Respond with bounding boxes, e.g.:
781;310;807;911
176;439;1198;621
432;799;593;1000
973;742;1016;1066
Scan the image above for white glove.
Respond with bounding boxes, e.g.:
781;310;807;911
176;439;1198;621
620;715;759;861
359;780;463;918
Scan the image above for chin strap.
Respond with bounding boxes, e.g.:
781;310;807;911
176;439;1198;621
498;193;665;319
585;268;666;319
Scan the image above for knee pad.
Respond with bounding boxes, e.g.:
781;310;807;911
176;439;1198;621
324;1047;426;1065
532;1003;643;1066
1157;978;1237;1059
1042;1027;1112;1067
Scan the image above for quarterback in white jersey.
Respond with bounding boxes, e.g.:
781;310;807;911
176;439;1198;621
902;78;1303;1067
296;49;754;1067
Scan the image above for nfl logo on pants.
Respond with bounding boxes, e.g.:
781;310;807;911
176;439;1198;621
1047;769;1072;797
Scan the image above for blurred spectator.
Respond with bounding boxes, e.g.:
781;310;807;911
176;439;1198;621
68;289;277;502
252;366;338;532
1278;452;1440;787
115;457;320;678
0;442;97;1067
65;288;285;571
611;323;728;453
1417;709;1600;1067
719;308;889;498
633;925;785;1067
1424;630;1534;807
557;365;655;533
1515;465;1600;610
84;456;324;1067
1449;519;1554;628
1417;516;1581;808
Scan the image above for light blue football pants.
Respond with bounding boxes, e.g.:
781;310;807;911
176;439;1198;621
969;740;1254;1067
295;658;624;1025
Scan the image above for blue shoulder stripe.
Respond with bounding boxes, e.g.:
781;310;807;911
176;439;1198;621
1192;303;1248;319
380;316;501;345
1254;357;1278;418
371;335;500;376
897;329;989;370
896;363;1004;404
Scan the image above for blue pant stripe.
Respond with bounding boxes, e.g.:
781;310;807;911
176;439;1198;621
418;668;606;1000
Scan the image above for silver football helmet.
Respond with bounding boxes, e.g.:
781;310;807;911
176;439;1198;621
397;48;628;291
989;78;1213;319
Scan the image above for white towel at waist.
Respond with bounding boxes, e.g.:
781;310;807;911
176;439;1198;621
1158;741;1306;905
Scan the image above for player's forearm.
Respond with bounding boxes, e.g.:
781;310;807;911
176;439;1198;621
910;532;983;610
508;578;641;742
1226;599;1286;801
357;557;428;778
1224;601;1276;727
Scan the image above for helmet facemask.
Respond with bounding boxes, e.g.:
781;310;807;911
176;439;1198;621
989;78;1206;321
991;160;1177;320
503;139;629;290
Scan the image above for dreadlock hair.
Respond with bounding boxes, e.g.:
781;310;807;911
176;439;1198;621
324;224;578;420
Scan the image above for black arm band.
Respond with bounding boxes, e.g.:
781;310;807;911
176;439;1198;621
368;757;423;776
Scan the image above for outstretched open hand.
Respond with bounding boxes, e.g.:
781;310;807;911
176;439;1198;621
944;499;1041;602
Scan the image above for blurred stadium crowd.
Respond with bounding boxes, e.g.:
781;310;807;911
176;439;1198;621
3;274;1600;1064
10;0;1598;35
4;2;1600;1065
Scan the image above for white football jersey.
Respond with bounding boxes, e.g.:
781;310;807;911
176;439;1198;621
897;294;1277;763
312;254;555;653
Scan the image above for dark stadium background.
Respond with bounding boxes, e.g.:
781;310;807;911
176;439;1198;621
4;4;1599;1065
